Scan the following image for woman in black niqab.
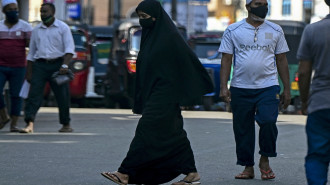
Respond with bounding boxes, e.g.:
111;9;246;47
101;1;213;185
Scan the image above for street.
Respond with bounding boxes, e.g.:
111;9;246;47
0;108;328;185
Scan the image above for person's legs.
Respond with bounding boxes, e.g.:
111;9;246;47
230;87;257;178
49;80;71;132
22;62;48;133
113;103;198;184
255;85;280;180
0;67;10;129
305;109;330;185
8;67;25;131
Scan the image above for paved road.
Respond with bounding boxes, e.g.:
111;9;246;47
0;108;327;185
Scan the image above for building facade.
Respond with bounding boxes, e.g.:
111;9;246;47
1;0;329;29
207;0;329;31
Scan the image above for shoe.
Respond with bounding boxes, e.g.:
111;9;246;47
58;125;73;132
19;127;33;133
10;126;20;132
0;119;10;129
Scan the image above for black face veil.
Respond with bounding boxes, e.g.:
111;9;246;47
133;0;214;114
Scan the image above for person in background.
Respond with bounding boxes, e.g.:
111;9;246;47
20;3;74;133
100;0;213;185
297;1;330;184
0;0;32;132
219;0;291;180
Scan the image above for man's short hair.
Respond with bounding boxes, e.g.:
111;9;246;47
41;3;56;14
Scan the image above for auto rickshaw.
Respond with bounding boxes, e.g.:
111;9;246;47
85;25;114;106
188;31;223;111
269;20;306;113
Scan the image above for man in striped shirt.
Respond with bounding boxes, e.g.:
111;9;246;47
0;0;32;132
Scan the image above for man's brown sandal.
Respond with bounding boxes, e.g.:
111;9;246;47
235;172;255;179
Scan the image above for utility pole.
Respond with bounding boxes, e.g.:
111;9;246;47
87;0;91;24
109;0;121;25
232;0;241;23
171;0;177;21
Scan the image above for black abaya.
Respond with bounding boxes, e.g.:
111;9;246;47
117;0;214;184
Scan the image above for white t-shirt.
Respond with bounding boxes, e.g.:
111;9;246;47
219;19;289;89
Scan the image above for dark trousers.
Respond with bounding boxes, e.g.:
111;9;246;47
230;85;280;166
305;109;330;185
0;66;26;116
24;60;70;125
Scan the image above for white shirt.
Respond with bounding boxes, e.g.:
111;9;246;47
219;19;289;89
27;19;75;61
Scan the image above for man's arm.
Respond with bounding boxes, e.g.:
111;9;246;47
219;53;233;103
298;60;312;115
59;24;75;74
26;30;36;83
26;61;33;83
59;53;73;74
25;39;30;47
275;53;291;109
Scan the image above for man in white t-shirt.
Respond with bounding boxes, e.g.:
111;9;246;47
219;0;291;180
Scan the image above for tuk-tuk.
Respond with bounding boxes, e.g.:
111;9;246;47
188;31;223;111
269;20;306;113
105;18;187;108
85;25;114;106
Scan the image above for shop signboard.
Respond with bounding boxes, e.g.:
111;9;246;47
67;3;81;20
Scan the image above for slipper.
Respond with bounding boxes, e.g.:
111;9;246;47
0;119;10;129
235;172;254;179
260;168;275;180
101;172;127;185
19;127;33;134
172;179;201;185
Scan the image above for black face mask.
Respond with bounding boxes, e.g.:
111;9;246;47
250;5;268;19
41;15;54;24
139;17;155;29
5;10;19;24
325;0;330;6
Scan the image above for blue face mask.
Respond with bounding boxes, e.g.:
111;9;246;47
5;10;19;23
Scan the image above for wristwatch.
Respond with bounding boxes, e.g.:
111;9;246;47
61;64;68;69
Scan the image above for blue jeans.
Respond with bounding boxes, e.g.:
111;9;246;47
305;109;330;185
0;66;26;116
230;85;280;166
